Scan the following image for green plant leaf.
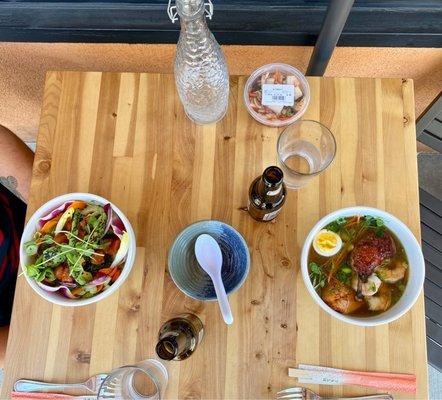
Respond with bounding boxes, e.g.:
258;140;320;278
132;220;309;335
325;221;339;232
336;217;347;226
309;262;326;290
26;264;39;278
24;240;39;256
44;268;56;281
309;262;320;274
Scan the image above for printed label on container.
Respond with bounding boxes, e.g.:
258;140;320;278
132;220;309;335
262;84;294;107
263;208;282;221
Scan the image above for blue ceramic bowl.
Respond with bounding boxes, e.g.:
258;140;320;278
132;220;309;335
168;220;250;301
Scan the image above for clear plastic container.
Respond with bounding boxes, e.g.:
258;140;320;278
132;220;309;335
243;63;310;127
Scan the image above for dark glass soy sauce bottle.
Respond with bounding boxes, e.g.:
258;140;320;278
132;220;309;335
247;166;287;222
155;313;204;361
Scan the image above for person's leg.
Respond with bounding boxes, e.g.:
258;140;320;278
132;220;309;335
0;124;33;369
0;124;34;203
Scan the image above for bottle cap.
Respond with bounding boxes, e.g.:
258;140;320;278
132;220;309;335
168;0;213;22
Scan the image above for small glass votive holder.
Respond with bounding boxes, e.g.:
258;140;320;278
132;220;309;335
277;119;336;189
97;359;168;399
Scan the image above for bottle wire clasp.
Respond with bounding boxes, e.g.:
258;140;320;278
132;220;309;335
167;0;214;23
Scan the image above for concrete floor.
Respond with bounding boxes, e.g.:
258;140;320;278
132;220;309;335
0;43;441;141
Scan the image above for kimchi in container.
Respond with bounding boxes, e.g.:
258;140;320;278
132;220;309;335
244;63;310;127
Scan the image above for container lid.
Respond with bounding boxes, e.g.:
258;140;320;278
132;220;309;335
243;63;310;127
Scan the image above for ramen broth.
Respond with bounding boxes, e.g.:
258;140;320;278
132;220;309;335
308;215;409;317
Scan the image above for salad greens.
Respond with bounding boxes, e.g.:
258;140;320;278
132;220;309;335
24;200;129;299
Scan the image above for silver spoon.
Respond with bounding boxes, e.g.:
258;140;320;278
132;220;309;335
195;234;233;325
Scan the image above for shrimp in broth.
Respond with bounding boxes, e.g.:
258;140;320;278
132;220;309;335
308;215;408;316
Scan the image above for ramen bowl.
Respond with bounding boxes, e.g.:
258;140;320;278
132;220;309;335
301;206;425;327
168;220;250;301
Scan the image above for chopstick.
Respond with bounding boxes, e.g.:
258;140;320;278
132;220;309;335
288;367;417;394
289;367;415;381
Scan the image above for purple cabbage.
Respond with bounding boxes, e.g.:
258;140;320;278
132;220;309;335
59;287;78;299
38;201;73;227
37;281;78;299
104;203;113;234
88;274;111;286
103;203;126;238
112;218;125;238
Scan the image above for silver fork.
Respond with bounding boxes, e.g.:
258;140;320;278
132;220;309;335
14;373;108;394
277;387;394;400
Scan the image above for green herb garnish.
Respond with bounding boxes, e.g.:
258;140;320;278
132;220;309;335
326;217;348;232
362;215;386;237
336;263;352;285
309;262;327;290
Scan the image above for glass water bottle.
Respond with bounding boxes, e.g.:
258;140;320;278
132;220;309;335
168;0;229;124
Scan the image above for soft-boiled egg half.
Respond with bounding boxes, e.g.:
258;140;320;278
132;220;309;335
313;229;342;257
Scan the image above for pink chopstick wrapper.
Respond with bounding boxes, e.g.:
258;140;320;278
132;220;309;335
11;393;76;399
297;364;416;394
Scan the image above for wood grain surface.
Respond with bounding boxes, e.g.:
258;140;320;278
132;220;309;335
1;72;428;399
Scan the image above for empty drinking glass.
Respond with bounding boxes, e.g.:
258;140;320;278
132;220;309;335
97;359;168;399
277;120;336;189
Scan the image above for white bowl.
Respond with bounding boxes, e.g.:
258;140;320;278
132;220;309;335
301;206;425;327
20;193;136;307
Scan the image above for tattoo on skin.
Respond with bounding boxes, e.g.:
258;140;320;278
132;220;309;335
0;175;25;202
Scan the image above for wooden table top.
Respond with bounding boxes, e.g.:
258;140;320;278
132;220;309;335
2;72;428;399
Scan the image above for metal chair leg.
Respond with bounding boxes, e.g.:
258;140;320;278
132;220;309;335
306;0;354;76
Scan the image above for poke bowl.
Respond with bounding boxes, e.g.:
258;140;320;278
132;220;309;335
20;193;136;306
244;63;310;127
301;206;425;327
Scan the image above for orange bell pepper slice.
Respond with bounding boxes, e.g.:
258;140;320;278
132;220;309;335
98;267;121;282
98;267;114;276
111;269;121;282
40;216;61;234
105;238;121;257
71;287;84;297
70;200;87;210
